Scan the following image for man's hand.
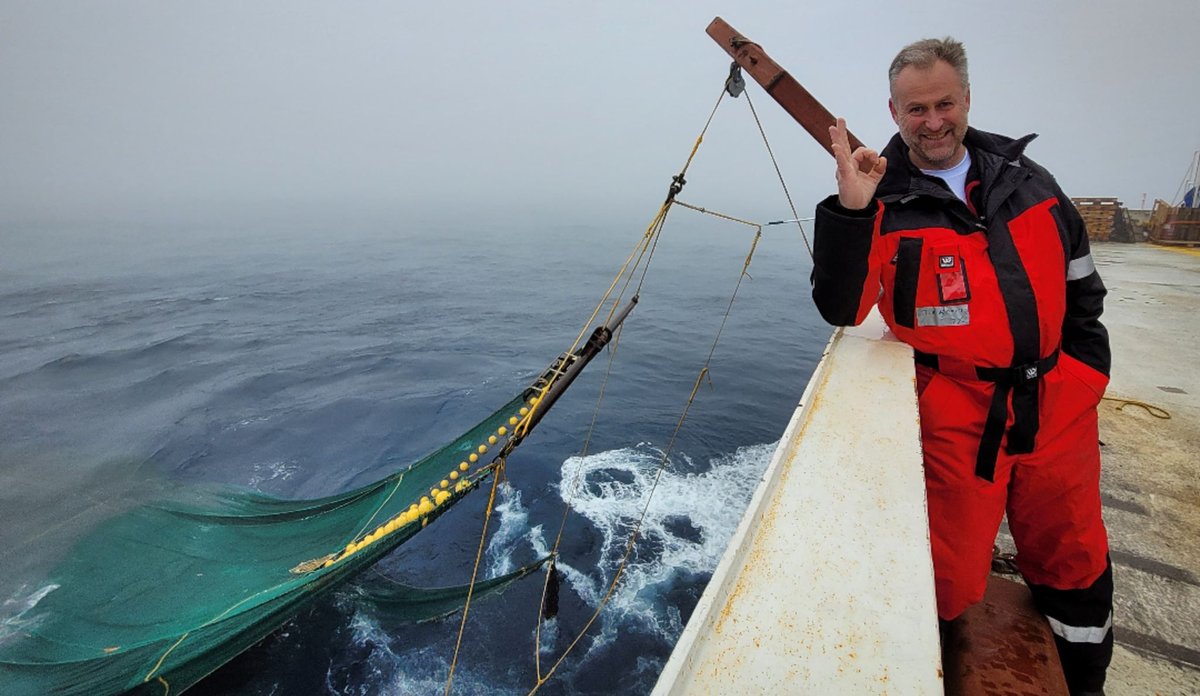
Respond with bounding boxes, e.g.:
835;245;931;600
830;117;887;210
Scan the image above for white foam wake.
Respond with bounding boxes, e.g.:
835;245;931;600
337;608;522;696
346;441;775;692
559;442;774;645
487;441;776;659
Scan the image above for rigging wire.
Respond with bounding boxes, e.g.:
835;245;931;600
744;89;814;260
444;457;507;696
525;88;788;691
444;66;813;695
530;83;731;681
527;220;762;696
445;82;733;694
1171;149;1200;206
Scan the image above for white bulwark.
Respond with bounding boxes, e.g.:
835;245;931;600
653;309;942;694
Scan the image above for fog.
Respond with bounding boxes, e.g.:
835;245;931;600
2;1;1196;230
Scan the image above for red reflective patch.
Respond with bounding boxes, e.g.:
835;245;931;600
938;269;969;303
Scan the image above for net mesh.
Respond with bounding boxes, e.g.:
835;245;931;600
0;390;534;696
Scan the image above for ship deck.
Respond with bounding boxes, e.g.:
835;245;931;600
653;243;1200;694
1034;243;1200;692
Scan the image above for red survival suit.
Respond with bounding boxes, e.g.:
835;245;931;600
812;128;1112;694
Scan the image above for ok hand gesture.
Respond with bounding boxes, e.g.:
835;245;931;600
830;118;887;210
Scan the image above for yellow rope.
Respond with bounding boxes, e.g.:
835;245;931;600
144;634;189;682
520;86;735;686
453;77;779;693
1102;395;1171;419
672;200;761;228
513;204;668;442
150;77;779;696
527;218;762;695
444;457;507;695
530;309;638;675
528;367;712;695
628;87;728;299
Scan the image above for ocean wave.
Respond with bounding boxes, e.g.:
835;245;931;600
336;608;524;696
486;442;775;661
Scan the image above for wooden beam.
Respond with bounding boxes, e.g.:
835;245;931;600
706;17;865;160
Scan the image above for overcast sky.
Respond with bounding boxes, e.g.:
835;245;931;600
2;1;1197;228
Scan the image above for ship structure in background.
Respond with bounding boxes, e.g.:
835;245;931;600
1143;149;1200;246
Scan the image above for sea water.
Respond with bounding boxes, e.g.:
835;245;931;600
0;210;828;695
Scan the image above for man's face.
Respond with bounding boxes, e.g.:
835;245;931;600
888;59;971;170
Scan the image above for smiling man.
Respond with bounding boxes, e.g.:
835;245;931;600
810;38;1113;696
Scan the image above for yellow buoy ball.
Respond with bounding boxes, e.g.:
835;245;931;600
529;397;540;406
497;426;507;436
385;520;397;534
344;542;358;555
408;503;419;516
508;416;519;425
477;444;488;454
459;462;469;472
519;407;529;416
488;435;498;445
430;488;440;498
449;470;459;481
440;479;449;489
419;498;434;515
469;453;479;463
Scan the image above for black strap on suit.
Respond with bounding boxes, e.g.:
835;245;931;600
914;349;1059;482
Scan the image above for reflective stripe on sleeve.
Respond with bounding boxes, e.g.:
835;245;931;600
1047;611;1113;644
1067;253;1096;281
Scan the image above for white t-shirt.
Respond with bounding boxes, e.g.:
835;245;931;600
920;150;972;203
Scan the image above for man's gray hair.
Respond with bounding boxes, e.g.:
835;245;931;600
888;37;968;95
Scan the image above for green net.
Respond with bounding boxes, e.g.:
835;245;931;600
354;555;549;624
0;389;537;696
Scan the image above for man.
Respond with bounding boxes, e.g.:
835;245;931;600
811;38;1113;695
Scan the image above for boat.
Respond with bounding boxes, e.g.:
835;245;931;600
4;15;1198;696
